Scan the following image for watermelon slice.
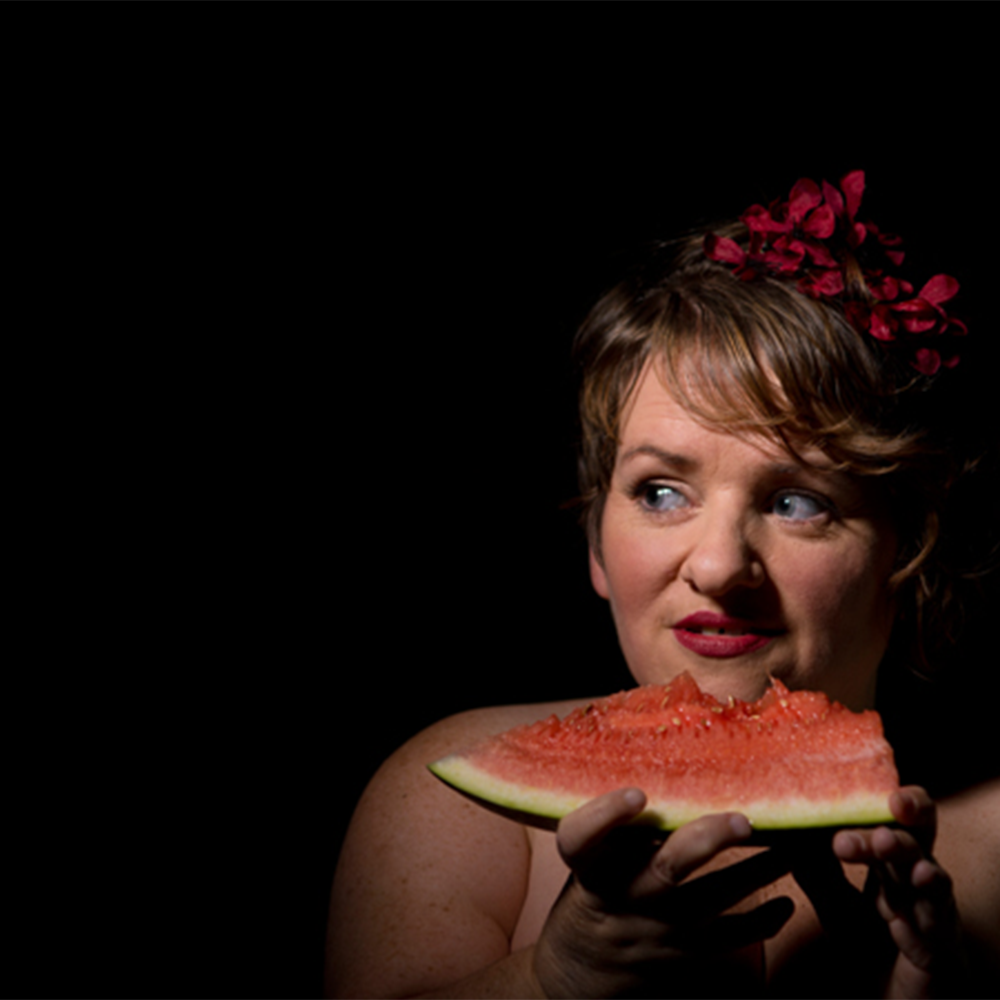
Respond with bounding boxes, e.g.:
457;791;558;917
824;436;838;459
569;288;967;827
429;673;899;834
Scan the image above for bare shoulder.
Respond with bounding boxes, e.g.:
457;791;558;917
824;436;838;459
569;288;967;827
405;696;591;762
937;775;1000;884
936;777;1000;979
326;697;588;999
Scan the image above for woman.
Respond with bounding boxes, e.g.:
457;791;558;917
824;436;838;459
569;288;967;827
326;173;999;998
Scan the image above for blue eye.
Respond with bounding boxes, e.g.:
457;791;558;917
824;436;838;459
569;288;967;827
773;492;828;521
639;484;688;513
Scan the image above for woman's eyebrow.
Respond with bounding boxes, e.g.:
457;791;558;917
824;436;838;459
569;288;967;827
617;444;697;470
620;446;847;482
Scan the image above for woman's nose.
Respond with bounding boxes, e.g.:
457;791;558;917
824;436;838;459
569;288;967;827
678;510;765;596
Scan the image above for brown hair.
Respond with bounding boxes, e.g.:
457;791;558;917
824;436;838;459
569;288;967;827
574;227;961;669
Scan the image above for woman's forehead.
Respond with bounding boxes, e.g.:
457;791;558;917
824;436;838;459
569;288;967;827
618;358;832;471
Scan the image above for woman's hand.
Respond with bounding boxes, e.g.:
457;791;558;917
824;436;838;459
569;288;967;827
532;788;795;999
833;786;967;999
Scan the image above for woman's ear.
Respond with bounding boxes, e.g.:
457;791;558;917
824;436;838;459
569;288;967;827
589;546;609;600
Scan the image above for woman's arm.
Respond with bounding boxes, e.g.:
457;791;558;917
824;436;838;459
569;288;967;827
325;707;540;999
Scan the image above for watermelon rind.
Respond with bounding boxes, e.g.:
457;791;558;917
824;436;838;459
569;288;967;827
428;753;895;834
429;754;586;829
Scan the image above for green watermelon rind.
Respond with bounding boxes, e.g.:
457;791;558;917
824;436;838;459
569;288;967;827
428;752;896;834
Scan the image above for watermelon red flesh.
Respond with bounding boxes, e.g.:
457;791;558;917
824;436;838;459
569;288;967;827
429;673;899;832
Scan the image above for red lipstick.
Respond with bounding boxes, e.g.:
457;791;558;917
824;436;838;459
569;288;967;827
673;611;780;658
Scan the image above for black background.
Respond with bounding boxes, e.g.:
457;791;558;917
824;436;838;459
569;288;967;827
20;42;1000;1000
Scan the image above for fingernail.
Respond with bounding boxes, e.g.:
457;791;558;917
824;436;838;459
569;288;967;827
729;814;752;838
622;788;645;809
840;832;861;854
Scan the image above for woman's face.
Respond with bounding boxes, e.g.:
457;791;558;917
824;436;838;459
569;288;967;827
590;362;898;710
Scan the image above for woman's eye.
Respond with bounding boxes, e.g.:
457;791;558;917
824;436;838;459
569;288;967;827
638;484;688;513
773;492;829;521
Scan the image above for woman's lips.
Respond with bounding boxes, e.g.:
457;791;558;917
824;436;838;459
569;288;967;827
672;611;782;659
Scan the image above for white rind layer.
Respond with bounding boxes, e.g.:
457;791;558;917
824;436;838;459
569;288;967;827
428;753;895;831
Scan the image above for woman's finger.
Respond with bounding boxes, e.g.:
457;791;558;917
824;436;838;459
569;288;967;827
889;786;937;853
556;788;649;869
791;835;891;944
629;812;753;899
836;824;929;919
558;793;757;905
645;844;794;922
688;896;796;954
833;785;936;869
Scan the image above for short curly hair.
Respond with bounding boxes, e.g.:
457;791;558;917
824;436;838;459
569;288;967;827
573;227;964;671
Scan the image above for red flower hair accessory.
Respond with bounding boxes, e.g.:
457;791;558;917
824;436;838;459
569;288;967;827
704;171;966;375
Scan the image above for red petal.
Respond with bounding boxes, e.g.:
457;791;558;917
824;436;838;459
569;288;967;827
918;274;960;305
787;178;823;224
893;298;939;316
912;348;941;375
894;301;940;333
803;203;835;239
803;239;837;268
803;269;844;297
847;221;867;249
869;274;900;301
763;242;804;273
704;233;746;266
843;302;869;329
743;204;786;234
869;305;897;341
875;227;903;248
840;170;865;221
822;179;844;218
